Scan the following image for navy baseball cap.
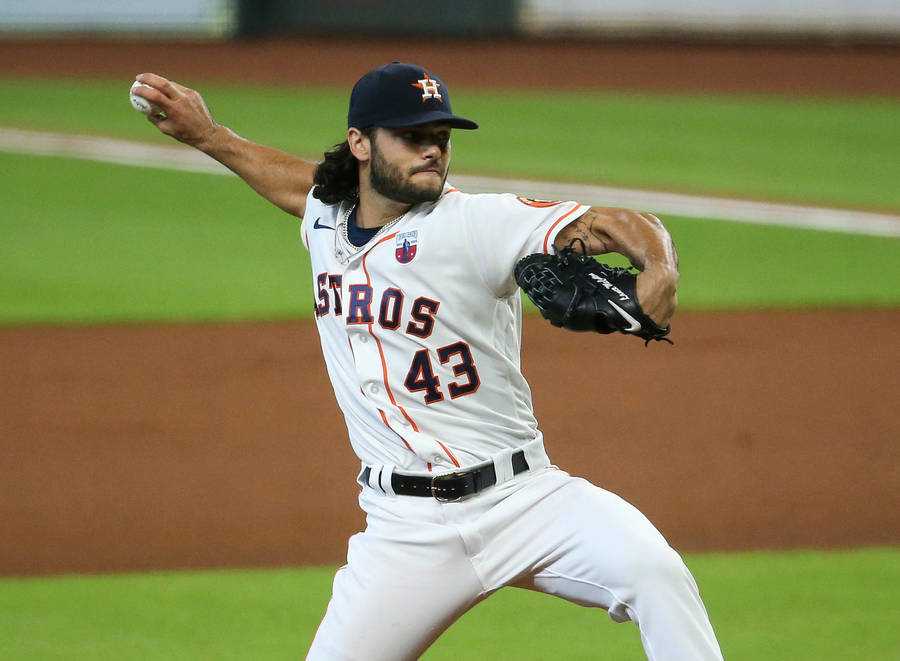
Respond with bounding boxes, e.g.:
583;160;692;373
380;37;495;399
348;62;478;130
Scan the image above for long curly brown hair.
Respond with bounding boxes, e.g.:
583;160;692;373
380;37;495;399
312;128;375;205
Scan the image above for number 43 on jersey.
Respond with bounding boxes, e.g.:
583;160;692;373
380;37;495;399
316;272;481;405
405;342;480;404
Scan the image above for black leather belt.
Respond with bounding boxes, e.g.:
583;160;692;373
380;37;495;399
361;450;529;502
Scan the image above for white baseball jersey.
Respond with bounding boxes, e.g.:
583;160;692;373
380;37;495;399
300;184;587;473
301;184;724;661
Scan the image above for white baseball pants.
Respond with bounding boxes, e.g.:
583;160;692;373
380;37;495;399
307;465;723;660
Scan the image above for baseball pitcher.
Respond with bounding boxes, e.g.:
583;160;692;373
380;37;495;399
133;62;723;660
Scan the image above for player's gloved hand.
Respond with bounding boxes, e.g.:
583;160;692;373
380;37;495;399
514;241;672;344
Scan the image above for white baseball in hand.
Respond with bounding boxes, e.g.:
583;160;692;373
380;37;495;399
129;80;163;116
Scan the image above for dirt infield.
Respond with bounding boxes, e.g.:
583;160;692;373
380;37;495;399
1;39;898;575
3;311;898;575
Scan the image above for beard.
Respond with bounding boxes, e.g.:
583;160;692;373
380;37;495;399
369;141;447;205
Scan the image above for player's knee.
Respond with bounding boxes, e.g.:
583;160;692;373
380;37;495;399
626;543;696;597
597;545;695;625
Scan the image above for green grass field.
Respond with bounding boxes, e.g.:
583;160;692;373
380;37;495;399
1;77;898;659
1;549;897;660
2;78;899;210
5;78;900;209
1;79;898;323
2;150;898;323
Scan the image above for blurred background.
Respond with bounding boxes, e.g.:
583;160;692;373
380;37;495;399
0;2;898;660
2;0;900;41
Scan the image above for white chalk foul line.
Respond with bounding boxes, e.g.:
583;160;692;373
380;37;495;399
0;127;229;176
3;126;899;237
451;175;900;238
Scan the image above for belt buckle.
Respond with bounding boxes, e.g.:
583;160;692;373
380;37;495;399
430;471;469;503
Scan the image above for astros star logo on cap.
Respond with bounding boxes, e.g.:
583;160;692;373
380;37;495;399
411;74;442;102
347;62;477;129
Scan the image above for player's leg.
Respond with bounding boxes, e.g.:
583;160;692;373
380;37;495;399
479;470;723;661
306;495;485;661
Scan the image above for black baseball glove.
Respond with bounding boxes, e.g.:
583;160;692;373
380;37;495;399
514;242;672;344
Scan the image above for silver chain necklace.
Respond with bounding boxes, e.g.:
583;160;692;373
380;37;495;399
339;203;406;250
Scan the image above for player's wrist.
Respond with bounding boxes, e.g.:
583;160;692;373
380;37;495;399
641;261;679;285
636;266;678;326
190;123;227;154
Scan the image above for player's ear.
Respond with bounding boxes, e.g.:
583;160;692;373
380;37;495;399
347;127;372;163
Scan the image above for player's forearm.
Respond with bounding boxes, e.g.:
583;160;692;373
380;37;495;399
132;73;317;218
196;126;316;217
556;206;679;324
608;209;679;325
557;207;677;269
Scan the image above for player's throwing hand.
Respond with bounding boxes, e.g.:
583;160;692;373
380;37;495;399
131;73;220;150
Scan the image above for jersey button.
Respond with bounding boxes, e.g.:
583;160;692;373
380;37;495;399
358;335;369;344
368;384;380;395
